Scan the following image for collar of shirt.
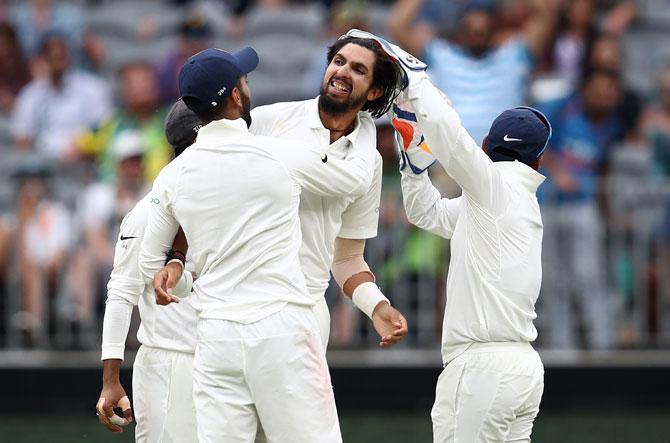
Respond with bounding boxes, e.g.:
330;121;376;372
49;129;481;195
196;118;250;144
495;161;546;193
307;97;364;147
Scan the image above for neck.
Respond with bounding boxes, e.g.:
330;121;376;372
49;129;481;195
318;108;357;143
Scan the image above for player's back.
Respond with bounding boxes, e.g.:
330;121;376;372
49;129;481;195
442;162;544;363
166;119;312;324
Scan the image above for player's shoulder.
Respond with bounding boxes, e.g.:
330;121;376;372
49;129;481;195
251;99;312;126
118;193;151;236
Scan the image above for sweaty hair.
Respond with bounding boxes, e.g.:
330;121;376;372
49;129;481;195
326;37;404;118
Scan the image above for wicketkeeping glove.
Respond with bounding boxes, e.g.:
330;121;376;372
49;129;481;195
390;98;436;174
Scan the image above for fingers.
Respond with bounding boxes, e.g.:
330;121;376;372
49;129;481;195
379;313;409;348
154;268;181;305
156;291;180;305
118;396;133;423
96;397;123;433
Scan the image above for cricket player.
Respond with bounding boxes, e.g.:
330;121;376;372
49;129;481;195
138;47;380;443
157;35;410;349
363;31;550;442
96;99;201;441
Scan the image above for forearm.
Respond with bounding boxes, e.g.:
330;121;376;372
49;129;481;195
401;171;454;238
171;227;188;255
408;79;497;204
523;0;556;56
388;0;425;56
101;297;134;361
102;359;122;384
331;238;374;297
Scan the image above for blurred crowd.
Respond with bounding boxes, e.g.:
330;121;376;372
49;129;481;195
0;0;668;352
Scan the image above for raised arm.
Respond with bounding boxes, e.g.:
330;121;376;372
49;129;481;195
402;78;508;214
401;171;462;239
522;0;556;57
387;0;431;59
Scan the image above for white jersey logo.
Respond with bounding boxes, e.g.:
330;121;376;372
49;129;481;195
504;134;523;142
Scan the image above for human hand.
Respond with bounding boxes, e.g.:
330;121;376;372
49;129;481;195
371;302;409;348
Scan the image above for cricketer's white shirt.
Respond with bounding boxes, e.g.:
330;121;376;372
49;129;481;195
138;118;375;324
250;98;383;300
101;194;197;360
400;80;545;365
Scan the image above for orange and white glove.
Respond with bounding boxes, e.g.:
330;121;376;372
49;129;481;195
390;98;436;174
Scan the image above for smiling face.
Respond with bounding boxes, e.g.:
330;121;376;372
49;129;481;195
319;42;381;116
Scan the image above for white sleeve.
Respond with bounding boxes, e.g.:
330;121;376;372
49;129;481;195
101;298;133;360
11;86;36;139
401;170;462;239
408;79;509;215
101;207;147;361
138;165;186;288
339;153;382;239
276;137;375;198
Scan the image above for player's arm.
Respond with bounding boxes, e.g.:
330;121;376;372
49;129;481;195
522;0;556;57
404;79;509;214
387;0;431;59
277;127;376;198
332;237;408;347
138;165;190;305
401;171;462;239
97;211;146;433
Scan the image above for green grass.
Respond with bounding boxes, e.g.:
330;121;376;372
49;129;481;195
1;410;669;442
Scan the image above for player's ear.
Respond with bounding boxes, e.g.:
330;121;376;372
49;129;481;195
367;86;383;102
230;87;242;108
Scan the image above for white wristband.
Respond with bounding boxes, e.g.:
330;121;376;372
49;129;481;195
352;281;390;319
167;258;185;270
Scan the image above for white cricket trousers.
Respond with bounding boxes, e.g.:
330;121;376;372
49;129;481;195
133;345;197;443
432;342;544;443
312;296;331;349
194;304;342;443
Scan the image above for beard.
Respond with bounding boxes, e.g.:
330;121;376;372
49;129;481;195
240;92;252;128
318;79;368;116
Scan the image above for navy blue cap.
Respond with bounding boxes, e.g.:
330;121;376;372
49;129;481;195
486;106;552;166
179;47;259;115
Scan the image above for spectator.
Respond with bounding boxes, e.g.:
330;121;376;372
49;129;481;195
642;65;670;177
78;61;171;183
12;160;72;348
552;0;637;85
8;0;84;60
11;31;111;161
155;11;213;106
0;23;31;115
583;32;642;138
388;0;555;144
607;98;654;346
67;130;148;347
539;68;624;349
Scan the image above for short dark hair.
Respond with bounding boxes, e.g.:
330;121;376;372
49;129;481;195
326;37;404;118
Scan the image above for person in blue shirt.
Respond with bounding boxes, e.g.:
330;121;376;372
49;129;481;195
539;67;623;349
388;0;555;143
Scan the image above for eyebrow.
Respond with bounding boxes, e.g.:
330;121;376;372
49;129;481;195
334;54;370;73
